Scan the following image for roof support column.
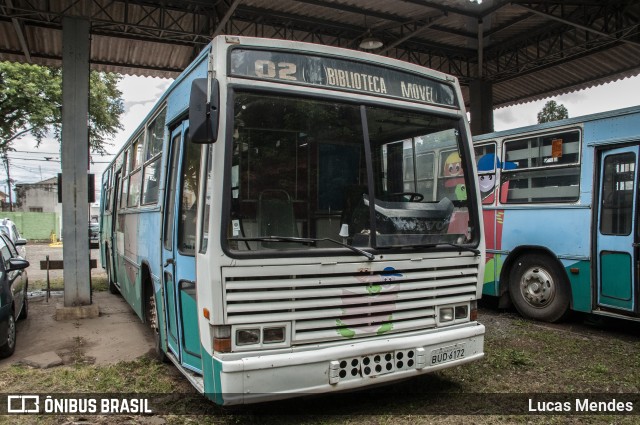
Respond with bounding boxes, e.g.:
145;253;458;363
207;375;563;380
470;18;493;136
61;17;91;309
469;79;494;136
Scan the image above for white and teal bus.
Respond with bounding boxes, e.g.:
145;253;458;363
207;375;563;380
100;35;485;405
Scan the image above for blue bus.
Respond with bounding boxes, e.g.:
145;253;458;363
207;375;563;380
100;35;485;405
474;105;640;323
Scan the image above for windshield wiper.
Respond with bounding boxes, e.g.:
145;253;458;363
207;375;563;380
231;236;375;261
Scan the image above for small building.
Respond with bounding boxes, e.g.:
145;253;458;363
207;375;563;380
14;177;61;214
8;177;62;241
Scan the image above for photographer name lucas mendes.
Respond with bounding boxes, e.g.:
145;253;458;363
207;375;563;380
529;398;634;413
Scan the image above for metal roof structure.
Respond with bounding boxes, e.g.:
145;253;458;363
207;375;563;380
1;0;640;109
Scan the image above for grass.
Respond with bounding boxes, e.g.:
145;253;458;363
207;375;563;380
0;357;181;394
1;310;639;424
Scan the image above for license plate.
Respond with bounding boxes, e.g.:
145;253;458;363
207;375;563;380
429;343;466;366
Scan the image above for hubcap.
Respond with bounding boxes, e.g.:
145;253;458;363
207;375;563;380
520;266;555;308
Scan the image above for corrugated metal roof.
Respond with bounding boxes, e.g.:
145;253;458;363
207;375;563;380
1;0;639;108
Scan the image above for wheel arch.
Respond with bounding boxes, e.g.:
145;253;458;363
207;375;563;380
140;260;154;324
139;259;167;362
499;245;574;308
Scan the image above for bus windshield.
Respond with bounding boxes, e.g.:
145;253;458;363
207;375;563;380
227;90;476;255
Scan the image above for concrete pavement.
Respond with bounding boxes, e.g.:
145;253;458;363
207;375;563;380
0;291;154;369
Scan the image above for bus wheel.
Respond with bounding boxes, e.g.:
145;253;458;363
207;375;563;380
508;254;570;323
144;282;168;363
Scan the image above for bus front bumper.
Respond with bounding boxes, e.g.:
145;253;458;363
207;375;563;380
214;322;485;405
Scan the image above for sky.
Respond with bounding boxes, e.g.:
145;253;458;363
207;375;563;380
5;73;640;199
4;76;173;200
493;75;640;131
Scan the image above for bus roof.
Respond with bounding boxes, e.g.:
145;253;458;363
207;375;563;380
473;104;640;142
109;35;465;166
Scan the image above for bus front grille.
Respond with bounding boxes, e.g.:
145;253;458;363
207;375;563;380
222;256;479;344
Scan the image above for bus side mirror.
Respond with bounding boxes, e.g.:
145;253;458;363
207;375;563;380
189;78;219;143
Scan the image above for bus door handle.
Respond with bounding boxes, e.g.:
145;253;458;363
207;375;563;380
164;258;174;267
633;243;640;248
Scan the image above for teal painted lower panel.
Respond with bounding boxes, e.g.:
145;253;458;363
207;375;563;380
600;252;633;310
155;282;168;354
165;277;179;349
117;256;143;321
202;350;224;405
179;287;202;371
482;281;497;296
564;260;592;313
482;253;503;297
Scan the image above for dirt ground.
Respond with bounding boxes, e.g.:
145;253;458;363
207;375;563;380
0;242;153;369
0;291;155;369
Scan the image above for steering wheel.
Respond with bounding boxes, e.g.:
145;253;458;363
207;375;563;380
388;192;424;202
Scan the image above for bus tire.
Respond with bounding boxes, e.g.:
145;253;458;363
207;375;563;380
144;279;168;363
508;254;570;323
0;313;16;358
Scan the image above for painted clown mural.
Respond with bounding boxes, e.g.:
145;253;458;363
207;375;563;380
443;151;467;201
336;267;404;338
475;152;517;294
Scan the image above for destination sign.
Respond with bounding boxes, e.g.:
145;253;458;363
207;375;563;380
229;48;457;108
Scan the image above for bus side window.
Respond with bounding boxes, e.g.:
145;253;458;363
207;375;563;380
601;152;635;235
502;131;581;203
178;132;200;255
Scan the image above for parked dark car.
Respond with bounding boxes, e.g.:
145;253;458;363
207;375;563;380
89;222;100;248
0;233;29;358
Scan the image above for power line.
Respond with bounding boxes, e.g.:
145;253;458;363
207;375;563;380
7;156;112;164
9;157;60;162
9;149;116;157
10;149;61;155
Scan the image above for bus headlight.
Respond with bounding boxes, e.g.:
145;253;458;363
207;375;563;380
436;303;472;327
231;323;291;351
236;328;260;345
455;305;468;319
439;307;454;322
263;327;286;344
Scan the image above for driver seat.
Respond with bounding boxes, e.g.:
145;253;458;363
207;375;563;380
257;189;298;247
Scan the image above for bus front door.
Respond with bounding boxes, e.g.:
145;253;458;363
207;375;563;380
596;145;639;314
109;171;122;292
161;122;203;373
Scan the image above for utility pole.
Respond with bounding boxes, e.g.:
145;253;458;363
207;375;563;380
2;154;12;212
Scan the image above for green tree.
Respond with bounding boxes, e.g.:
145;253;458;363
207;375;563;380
537;100;569;124
0;62;124;156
